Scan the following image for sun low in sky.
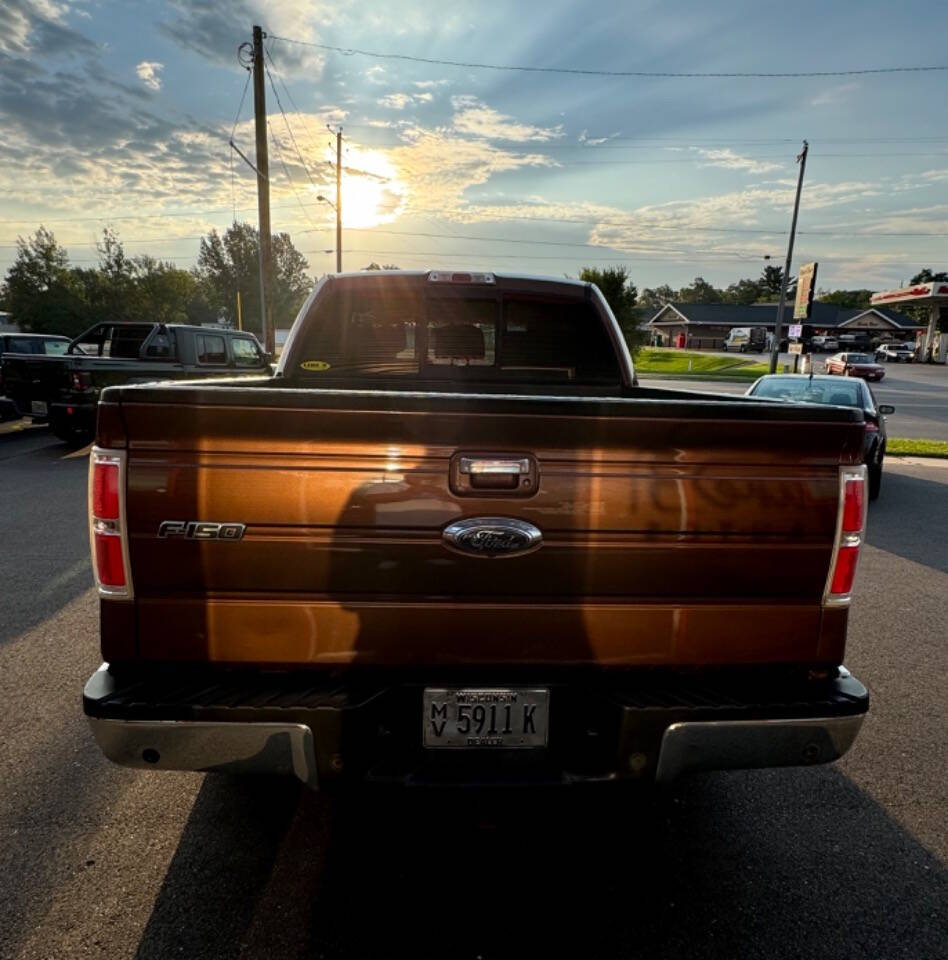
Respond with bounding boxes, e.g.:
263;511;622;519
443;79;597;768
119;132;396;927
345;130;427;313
2;0;948;289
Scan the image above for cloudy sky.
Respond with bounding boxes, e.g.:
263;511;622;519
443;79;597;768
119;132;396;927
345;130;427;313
3;0;948;291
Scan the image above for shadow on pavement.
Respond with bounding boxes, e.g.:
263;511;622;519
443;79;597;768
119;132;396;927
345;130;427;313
134;768;947;960
1;433;92;645
867;467;948;574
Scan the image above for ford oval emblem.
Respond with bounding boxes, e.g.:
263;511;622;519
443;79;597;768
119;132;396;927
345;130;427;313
442;517;542;558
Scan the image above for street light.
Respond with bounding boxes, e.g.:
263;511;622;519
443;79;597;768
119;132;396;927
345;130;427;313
317;194;341;272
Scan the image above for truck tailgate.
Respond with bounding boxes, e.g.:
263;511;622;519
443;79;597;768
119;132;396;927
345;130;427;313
115;385;864;668
0;353;67;416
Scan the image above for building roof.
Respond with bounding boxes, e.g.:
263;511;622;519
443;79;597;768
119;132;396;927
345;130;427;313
648;301;923;330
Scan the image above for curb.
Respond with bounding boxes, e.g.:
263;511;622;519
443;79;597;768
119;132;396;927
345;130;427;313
637;374;759;384
889;454;948;467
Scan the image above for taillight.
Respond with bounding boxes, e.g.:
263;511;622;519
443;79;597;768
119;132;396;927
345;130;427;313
864;421;879;433
89;448;132;598
70;371;92;392
824;467;867;606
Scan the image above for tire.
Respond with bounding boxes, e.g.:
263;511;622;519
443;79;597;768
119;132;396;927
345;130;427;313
868;460;882;501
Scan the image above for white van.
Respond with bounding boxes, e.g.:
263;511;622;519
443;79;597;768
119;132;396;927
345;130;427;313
723;327;766;353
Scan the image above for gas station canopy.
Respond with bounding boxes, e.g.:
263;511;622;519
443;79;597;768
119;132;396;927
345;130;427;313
870;281;948;306
870;282;946;361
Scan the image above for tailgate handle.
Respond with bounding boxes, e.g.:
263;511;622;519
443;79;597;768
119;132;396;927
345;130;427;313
452;454;538;495
459;457;530;476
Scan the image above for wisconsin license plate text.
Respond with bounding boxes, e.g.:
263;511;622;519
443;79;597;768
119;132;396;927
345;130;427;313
423;688;550;749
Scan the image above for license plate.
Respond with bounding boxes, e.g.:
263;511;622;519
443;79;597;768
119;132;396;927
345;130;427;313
31;400;47;417
423;688;549;749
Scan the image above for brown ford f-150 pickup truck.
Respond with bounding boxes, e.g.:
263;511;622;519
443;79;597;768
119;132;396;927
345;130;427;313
83;270;869;789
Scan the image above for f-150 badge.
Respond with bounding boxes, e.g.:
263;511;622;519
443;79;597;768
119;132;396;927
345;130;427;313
157;521;246;540
442;517;542;558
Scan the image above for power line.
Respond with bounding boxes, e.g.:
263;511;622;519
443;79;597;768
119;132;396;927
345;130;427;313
306;248;761;262
263;58;328;193
267;34;948;79
230;68;252;140
265;44;390;184
295;224;759;257
1;244;942;268
7;215;948;248
267;119;322;232
329;135;948;161
229;67;253;222
341;127;948;145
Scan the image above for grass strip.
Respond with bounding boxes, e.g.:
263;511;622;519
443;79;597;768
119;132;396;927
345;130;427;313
887;437;948;459
635;348;768;381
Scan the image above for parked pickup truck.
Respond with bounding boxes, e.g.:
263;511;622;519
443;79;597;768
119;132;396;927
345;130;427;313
1;321;269;443
83;270;869;790
0;332;70;421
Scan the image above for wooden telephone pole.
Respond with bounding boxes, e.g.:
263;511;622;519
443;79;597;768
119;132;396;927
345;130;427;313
335;127;343;273
251;25;274;355
769;140;808;374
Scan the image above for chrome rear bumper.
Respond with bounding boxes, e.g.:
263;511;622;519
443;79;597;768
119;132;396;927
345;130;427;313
87;711;864;789
84;663;868;788
88;718;319;789
654;713;865;783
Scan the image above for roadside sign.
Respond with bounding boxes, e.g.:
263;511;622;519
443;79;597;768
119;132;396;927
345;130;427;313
871;282;948;305
788;323;803;339
789;342;804;355
793;262;818;320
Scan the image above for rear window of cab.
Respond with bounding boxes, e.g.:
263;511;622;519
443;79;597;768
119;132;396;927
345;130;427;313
292;286;621;385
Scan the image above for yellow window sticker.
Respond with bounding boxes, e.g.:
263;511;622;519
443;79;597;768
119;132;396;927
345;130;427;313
300;360;331;372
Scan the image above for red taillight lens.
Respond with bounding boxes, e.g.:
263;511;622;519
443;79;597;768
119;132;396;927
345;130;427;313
92;462;120;519
70;371;91;392
842;477;865;533
830;545;859;596
89;449;131;598
864;421;879;433
825;469;866;605
94;531;126;587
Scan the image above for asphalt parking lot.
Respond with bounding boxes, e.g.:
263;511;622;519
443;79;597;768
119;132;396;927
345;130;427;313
0;429;945;960
645;360;948;440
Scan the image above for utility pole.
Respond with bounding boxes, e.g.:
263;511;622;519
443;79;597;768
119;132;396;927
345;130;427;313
770;140;808;374
251;24;274;355
335;127;343;273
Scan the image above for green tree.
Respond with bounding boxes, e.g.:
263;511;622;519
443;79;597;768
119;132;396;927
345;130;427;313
639;285;676;311
196;222;311;335
910;268;948;283
723;278;761;305
759;265;786;299
2;227;88;336
677;276;723;303
579;266;644;351
133;256;210;325
817;289;873;309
